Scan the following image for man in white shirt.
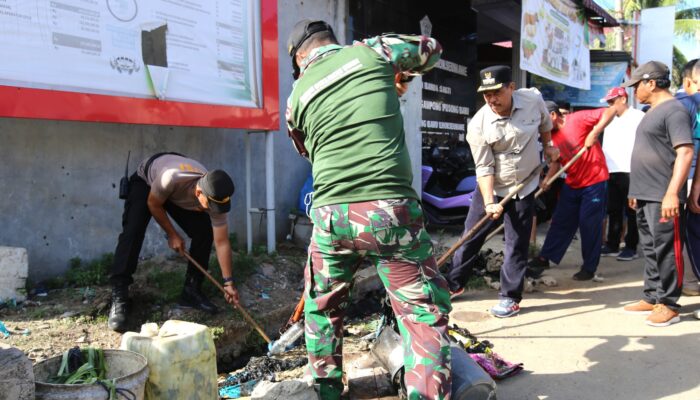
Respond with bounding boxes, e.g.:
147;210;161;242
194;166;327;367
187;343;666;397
600;87;645;261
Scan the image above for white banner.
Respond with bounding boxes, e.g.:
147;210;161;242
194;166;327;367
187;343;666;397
0;0;262;107
520;0;591;90
638;6;675;72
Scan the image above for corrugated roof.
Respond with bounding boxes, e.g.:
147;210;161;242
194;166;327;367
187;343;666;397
580;0;619;27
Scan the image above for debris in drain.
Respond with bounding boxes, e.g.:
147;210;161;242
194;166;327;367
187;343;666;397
219;355;307;389
449;324;523;380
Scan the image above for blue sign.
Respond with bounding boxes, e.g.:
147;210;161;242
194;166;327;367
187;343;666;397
531;61;628;107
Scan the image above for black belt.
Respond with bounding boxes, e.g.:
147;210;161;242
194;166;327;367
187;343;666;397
143;152;185;177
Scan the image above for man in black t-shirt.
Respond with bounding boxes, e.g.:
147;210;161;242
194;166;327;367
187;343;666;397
622;61;694;327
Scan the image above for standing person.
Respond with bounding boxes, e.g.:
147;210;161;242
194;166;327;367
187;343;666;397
108;153;239;332
444;65;558;317
285;20;451;399
677;59;700;298
621;61;694;327
529;101;616;280
599;87;645;261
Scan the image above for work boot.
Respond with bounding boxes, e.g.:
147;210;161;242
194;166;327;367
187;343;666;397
180;274;219;315
108;285;129;332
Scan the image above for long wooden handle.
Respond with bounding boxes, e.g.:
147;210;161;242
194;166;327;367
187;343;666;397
483;146;588;242
183;252;271;343
436;164;544;268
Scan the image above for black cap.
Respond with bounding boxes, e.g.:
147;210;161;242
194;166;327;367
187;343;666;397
477;65;512;93
544;100;562;115
198;170;234;214
287;20;334;79
621;61;670;87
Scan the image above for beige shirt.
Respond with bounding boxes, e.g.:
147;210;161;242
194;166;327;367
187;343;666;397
467;88;552;198
137;154;227;227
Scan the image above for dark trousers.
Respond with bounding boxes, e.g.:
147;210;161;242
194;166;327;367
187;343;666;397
685;211;700;280
110;174;213;287
446;188;535;303
540;181;607;273
606;172;638;251
637;200;684;309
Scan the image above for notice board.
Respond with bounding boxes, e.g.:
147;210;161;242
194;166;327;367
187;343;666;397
520;0;591;90
0;0;279;129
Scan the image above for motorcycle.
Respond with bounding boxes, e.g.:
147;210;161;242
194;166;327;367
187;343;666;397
421;143;478;225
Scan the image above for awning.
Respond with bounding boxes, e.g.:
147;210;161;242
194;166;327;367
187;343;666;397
580;0;619;27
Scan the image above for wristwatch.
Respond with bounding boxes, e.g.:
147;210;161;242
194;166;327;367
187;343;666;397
223;276;235;286
546;140;554;147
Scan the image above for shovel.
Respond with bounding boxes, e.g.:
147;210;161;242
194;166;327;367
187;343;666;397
436;163;545;268
482;146;588;243
182;251;271;344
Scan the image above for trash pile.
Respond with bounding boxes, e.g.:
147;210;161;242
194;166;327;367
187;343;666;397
448;324;523;380
471;249;558;292
218;354;308;399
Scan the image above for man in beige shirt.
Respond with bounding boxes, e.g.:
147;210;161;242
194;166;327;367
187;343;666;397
445;65;557;317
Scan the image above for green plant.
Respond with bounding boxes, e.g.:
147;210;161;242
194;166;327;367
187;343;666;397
145;269;184;304
65;254;113;287
50;347;121;399
28;309;47;319
43;276;66;290
209;326;225;341
465;276;488;291
252;245;267;256
244;328;268;351
229;233;239;250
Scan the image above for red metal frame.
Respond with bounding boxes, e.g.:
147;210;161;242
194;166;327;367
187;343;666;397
0;0;279;130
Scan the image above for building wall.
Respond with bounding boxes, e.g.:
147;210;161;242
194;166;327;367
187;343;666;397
0;0;427;282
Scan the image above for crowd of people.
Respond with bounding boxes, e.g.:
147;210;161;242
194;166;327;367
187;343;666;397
448;59;700;329
102;17;700;398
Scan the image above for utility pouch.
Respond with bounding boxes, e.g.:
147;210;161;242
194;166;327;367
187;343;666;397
119;151;131;200
119;176;130;200
288;128;309;158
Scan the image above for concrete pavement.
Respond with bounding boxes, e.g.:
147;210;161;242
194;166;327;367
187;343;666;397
443;224;700;400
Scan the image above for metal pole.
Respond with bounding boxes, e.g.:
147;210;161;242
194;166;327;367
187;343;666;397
245;133;253;254
265;131;276;254
615;0;624;51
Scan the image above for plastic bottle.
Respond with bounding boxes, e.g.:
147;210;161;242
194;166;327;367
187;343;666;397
268;321;304;355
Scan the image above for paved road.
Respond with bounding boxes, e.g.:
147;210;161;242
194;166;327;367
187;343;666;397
442;224;700;400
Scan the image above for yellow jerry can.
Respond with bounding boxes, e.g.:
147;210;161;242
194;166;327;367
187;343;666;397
121;320;218;400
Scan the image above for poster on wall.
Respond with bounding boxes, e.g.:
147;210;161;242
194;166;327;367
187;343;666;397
520;0;591;90
0;0;262;108
531;61;627;107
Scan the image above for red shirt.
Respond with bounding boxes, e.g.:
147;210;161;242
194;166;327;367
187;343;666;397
552;108;609;189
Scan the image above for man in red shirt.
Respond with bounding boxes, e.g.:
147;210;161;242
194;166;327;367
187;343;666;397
530;101;617;280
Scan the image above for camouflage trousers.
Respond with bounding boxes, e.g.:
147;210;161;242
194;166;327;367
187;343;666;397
304;198;452;400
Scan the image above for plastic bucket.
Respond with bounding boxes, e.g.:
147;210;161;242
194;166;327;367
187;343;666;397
33;349;149;400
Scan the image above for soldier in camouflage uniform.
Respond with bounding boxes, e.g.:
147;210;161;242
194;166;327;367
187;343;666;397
285;20;452;399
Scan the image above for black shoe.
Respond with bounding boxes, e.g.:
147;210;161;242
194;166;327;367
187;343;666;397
528;256;550;270
572;269;594;281
108;286;129;332
526;266;545;279
180;276;219;315
600;244;620;257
